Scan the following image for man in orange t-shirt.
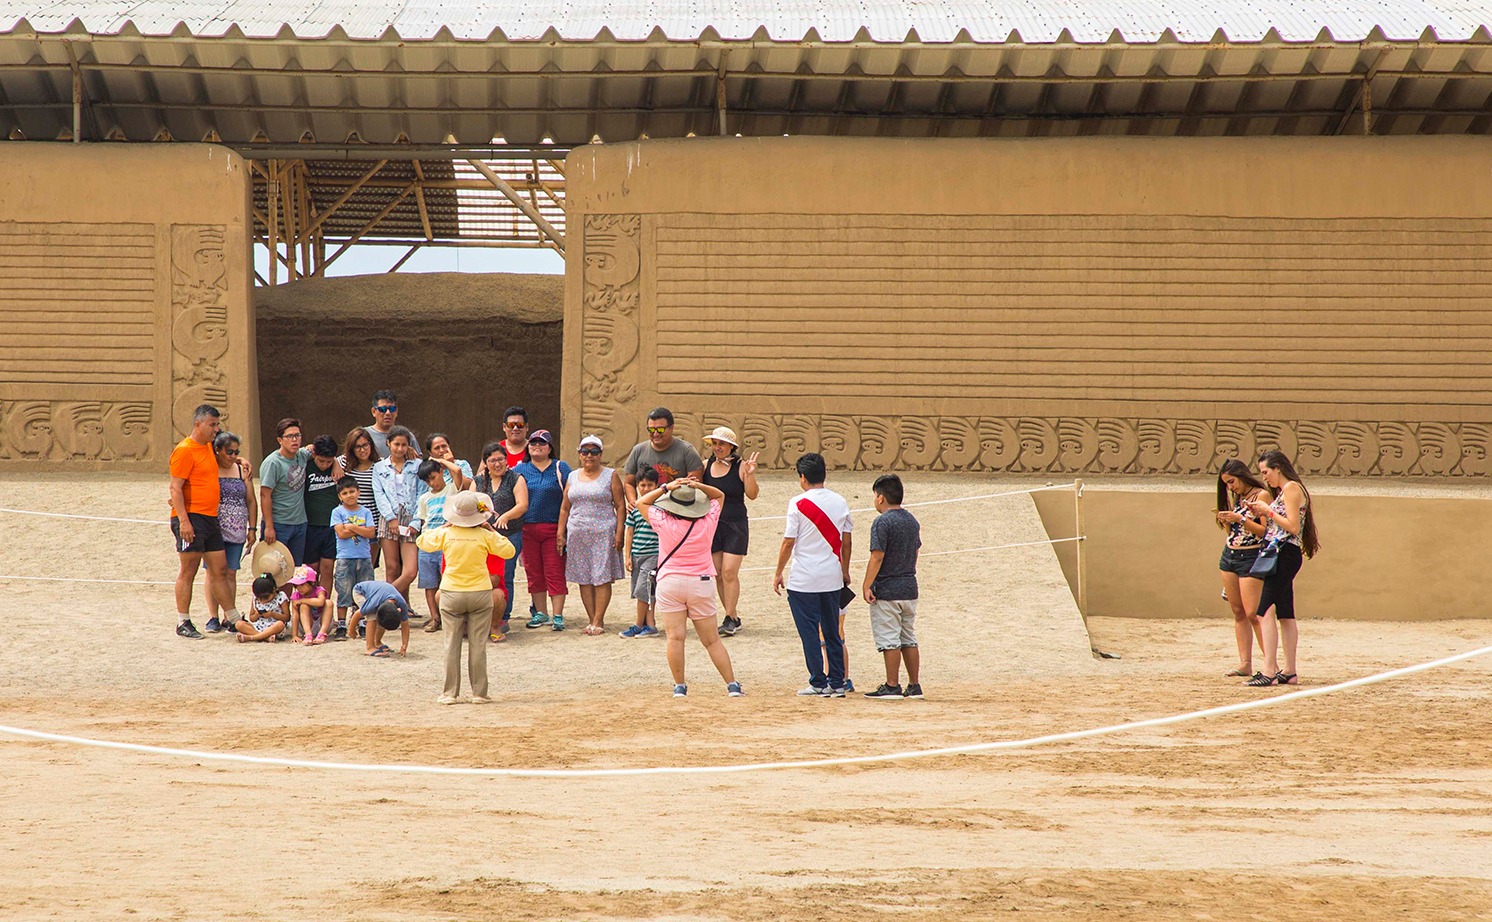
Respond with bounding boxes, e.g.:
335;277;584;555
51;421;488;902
170;404;240;639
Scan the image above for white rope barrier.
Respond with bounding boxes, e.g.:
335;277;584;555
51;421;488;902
0;575;175;586
0;507;161;525
2;643;1488;778
738;535;1083;573
748;482;1078;522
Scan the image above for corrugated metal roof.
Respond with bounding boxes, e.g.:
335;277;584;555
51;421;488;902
2;0;1491;43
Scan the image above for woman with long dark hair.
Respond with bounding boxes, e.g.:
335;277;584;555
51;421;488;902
342;427;382;571
1215;459;1271;678
1244;449;1320;687
474;440;529;639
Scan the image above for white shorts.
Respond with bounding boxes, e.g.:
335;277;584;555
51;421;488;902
654;574;718;621
869;599;918;651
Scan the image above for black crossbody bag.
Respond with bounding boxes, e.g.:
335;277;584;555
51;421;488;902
646;519;698;605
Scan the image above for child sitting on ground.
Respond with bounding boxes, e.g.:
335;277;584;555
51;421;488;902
330;475;377;640
619;467;661;638
236;574;289;643
288;564;332;644
350;579;413;657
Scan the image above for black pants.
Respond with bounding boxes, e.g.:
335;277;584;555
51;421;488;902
1256;543;1303;620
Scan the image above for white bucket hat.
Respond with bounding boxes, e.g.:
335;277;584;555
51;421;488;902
443;491;492;528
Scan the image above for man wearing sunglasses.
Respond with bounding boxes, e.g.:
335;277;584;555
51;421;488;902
500;406;530;469
623;407;703;511
364;389;408;459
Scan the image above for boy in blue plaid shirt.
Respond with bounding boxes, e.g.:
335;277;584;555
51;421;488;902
619;468;661;638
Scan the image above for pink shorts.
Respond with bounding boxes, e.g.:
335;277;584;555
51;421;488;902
654;574;718;621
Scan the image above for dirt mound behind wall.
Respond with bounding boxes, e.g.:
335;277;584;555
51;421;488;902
255;271;563;463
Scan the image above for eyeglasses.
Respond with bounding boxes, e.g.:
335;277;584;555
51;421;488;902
374;405;397;413
281;432;302;440
646;426;670;434
578;448;602;456
223;449;240;456
504;422;526;429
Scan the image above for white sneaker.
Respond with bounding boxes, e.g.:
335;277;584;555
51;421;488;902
469;695;491;704
796;685;830;697
435;695;459;705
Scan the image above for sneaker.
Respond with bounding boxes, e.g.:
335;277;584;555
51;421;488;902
864;683;904;699
672;684;688;698
639;625;660;637
619;624;645;638
718;616;741;636
526;610;551;629
356;622;366;639
828;685;847;698
203;617;222;634
902;683;925;699
435;695;459;705
551;614;565;632
333;623;348;641
796;685;830;697
423;619;441;633
726;682;745;697
176;620;204;639
469;696;492;705
844;679;855;693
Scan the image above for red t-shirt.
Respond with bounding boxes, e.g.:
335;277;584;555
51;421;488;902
504;442;528;469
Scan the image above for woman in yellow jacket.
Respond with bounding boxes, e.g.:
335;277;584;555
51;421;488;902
416;491;515;704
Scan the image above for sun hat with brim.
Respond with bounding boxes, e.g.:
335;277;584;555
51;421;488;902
528;429;554;445
444;490;492;527
703;426;739;448
654;484;712;520
250;539;294;587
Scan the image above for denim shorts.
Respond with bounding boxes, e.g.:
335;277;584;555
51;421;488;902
1219;545;1262;577
334;558;375;608
224;541;245;571
417;549;443;589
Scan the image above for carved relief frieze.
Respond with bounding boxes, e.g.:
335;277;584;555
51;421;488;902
170;225;230;439
579;215;643;460
643;415;1492;478
0;400;153;461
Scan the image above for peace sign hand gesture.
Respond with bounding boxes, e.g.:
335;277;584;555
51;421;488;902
741;452;760;477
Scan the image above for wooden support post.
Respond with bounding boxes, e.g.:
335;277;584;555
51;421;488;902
412;160;434;241
304;159;388;238
1074;479;1088;620
387;243;423;273
319;183;417;274
266;159;280;286
465;157;565;253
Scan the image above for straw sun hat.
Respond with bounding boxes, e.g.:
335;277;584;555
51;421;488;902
702;426;739;448
443;491;493;527
250;539;294;587
654;483;712;520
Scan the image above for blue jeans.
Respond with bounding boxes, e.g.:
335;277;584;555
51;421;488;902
502;530;523;619
263;521;307;567
787;589;845;690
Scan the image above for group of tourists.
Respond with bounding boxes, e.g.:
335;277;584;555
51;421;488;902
166;397;926;702
1214;450;1321;687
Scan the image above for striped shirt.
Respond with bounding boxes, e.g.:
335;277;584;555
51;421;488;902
625;508;659;557
347;465;380;528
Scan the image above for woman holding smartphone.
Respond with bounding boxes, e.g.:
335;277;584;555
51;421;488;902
1244;449;1320;687
1214;459;1271;679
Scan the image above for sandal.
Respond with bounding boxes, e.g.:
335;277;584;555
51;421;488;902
1245;671;1274;687
367;648;389;657
1224;668;1252;677
489;632;506;643
313;632;328;645
423;620;441;633
1275;672;1299;685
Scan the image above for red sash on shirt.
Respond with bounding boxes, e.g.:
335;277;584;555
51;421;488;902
796;498;843;558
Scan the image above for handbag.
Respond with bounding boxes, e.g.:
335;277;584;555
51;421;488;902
1248;538;1282;578
646;518;698;604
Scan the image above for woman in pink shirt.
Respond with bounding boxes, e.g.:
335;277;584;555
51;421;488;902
637;478;744;698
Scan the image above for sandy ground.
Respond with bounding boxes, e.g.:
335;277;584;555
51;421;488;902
1;473;1490;920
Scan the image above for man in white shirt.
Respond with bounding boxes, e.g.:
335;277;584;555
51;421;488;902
772;452;853;696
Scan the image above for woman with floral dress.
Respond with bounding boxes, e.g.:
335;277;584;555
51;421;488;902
557;435;626;635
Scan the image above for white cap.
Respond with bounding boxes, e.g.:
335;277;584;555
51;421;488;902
578;434;603;450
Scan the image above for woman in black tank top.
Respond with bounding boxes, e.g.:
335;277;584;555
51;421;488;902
700;427;759;636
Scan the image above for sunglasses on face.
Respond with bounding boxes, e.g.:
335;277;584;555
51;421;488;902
374;405;397;413
578;448;602;456
505;422;526;429
646;426;670;435
223;449;240;456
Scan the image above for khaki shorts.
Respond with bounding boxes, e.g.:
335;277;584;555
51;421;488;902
869;598;918;651
654;574;717;621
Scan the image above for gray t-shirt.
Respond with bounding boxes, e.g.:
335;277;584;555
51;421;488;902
259;447;311;526
364;426;391;458
624;438;703;485
870;508;921;601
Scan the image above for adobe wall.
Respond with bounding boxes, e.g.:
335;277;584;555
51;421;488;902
562;136;1492;476
0;143;255;469
1033;487;1492;620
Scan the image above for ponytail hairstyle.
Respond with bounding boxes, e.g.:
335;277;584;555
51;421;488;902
1258;449;1320;558
1215;458;1271;529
